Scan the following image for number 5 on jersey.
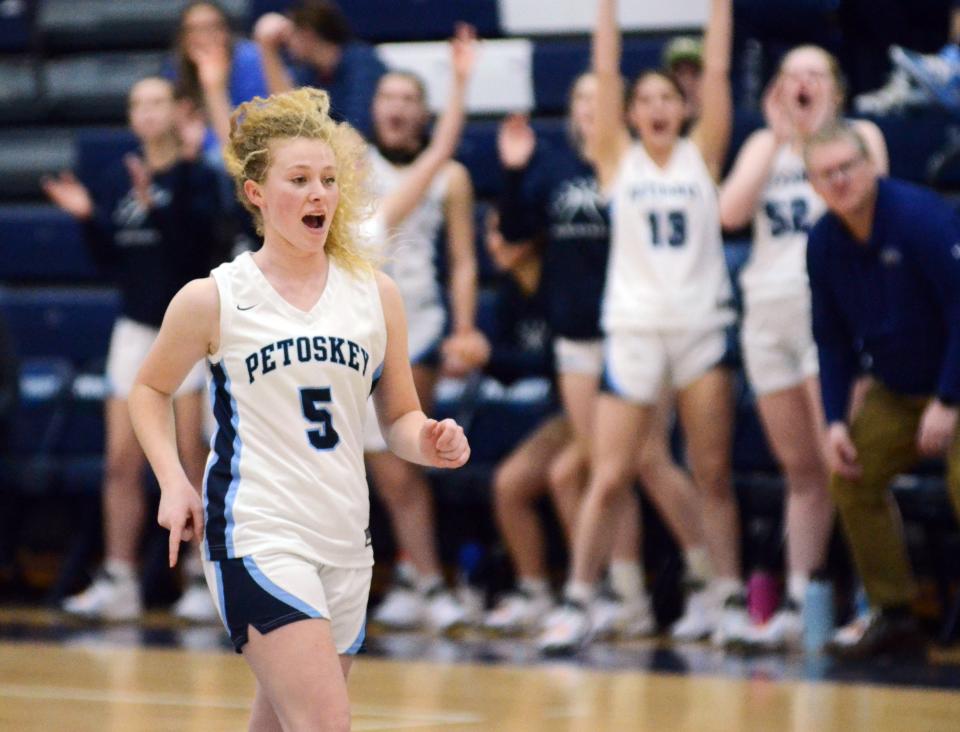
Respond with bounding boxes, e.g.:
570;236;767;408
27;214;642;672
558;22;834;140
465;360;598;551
299;387;340;450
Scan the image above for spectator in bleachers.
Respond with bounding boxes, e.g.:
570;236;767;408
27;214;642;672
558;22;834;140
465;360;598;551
719;46;888;650
538;0;741;655
663;35;704;123
41;77;223;622
357;26;483;633
805;121;960;660
494;87;710;643
254;0;387;137
168;1;269;155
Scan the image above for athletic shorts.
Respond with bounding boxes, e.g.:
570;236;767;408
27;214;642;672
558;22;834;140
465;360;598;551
554;337;603;377
601;327;727;405
106;317;206;399
202;550;371;655
408;304;446;367
742;295;819;396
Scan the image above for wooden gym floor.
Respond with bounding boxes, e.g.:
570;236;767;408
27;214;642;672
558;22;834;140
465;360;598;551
1;607;959;731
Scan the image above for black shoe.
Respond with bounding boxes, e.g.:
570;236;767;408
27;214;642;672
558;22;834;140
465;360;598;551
825;609;925;661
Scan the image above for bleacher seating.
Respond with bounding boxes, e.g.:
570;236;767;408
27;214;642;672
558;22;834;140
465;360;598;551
0;58;43;124
43;52;166;122
36;0;249;51
0;205;98;282
0;129;74;198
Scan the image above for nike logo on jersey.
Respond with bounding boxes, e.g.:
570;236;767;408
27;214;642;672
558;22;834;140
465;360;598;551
245;335;371;384
237;304;258;311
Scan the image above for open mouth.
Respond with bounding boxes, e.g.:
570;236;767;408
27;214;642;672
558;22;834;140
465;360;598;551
302;214;326;230
651;120;669;134
797;91;812;108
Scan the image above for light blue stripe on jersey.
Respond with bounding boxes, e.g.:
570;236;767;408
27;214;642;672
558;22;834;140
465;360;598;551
242;556;325;619
222;363;243;556
370;361;384;394
205;361;244;559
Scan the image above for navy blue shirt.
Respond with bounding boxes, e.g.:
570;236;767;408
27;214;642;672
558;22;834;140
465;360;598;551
498;140;610;341
294;42;386;138
807;177;960;423
481;271;553;387
84;157;224;328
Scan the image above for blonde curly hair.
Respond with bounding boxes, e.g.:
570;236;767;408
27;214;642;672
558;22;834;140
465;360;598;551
223;86;375;274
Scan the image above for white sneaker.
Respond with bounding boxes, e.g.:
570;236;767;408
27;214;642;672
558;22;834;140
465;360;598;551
372;583;425;630
752;600;803;651
712;592;752;648
484;590;553;635
670;584;717;642
830;609;877;647
536;600;592;656
592;591;656;640
62;569;141;621
425;587;471;632
173;581;219;623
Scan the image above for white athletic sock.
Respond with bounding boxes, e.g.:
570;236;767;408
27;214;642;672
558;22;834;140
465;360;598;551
710;577;744;603
609;560;644;600
787;573;809;606
564;580;594;606
104;558;136;581
417;574;445;595
683;546;713;585
518;577;550;598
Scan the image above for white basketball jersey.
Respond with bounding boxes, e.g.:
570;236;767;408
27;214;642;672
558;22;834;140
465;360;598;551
741;144;826;303
203;252;386;568
368;147;449;322
602;139;734;332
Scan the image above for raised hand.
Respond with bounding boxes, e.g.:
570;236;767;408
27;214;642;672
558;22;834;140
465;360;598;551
124;153;154;209
157;476;205;567
418;417;470;468
191;43;231;91
497;113;536;170
451;22;478;84
763;77;795;144
253;12;293;48
41;171;94;220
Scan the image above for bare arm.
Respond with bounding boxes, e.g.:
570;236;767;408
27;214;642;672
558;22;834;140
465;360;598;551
443;162;478;335
590;0;631;190
719;128;780;230
690;0;733;180
194;45;234;147
373;272;470;467
254;13;295;95
377;24;477;229
129;278;219;566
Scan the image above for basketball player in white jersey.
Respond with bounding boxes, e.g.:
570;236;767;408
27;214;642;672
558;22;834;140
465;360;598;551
363;28;483;632
539;0;743;654
128;87;469;730
719;46;888;648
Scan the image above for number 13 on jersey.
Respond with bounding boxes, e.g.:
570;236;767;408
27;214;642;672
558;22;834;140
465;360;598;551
299;387;340;450
647;210;687;247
